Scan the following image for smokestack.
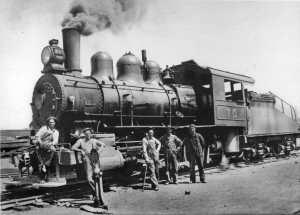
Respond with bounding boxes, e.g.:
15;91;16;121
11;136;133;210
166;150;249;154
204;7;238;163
62;28;81;73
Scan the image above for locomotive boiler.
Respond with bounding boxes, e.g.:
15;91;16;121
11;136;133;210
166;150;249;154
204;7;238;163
8;27;300;187
32;28;184;140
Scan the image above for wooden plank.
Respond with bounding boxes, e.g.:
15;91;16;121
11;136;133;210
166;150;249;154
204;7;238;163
1;139;29;144
1;142;30;149
33;202;50;208
12;206;32;211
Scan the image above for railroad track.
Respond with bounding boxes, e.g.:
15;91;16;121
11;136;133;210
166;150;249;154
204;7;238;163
0;187;92;210
203;151;300;175
1;187;42;201
1;151;299;210
1;172;19;178
1;181;91;210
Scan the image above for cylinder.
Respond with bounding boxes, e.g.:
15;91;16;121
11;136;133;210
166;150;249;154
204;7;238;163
62;28;81;72
58;147;124;171
91;52;114;80
99;149;125;171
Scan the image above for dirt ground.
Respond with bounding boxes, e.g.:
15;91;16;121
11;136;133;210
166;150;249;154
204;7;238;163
2;155;300;215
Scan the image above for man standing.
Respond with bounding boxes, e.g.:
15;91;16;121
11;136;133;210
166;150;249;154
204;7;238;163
35;116;59;183
142;128;161;191
183;124;206;183
159;126;183;185
72;128;105;195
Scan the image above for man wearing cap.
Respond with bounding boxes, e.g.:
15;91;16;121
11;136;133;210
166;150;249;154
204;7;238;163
183;124;206;183
35;116;59;182
142;128;161;191
72;128;105;194
159;126;182;185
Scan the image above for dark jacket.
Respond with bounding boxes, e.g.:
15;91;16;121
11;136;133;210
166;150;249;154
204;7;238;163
183;132;205;159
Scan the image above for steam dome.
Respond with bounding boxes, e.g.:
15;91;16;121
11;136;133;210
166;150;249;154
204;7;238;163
116;52;143;84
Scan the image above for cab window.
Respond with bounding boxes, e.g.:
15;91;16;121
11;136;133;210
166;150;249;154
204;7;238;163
224;79;243;101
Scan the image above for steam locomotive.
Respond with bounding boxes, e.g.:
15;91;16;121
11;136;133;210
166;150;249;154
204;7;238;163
8;28;300;186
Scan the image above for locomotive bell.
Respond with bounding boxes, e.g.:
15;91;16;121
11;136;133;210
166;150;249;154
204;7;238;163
144;60;162;85
162;66;175;84
91;52;114;80
116;52;144;84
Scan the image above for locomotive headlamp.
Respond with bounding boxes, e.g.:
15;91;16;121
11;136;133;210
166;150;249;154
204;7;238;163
41;46;52;65
41;39;66;73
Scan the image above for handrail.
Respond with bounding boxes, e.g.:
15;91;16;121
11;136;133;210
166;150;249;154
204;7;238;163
159;81;172;126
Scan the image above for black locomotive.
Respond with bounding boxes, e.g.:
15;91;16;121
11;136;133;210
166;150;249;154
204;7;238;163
8;28;300;186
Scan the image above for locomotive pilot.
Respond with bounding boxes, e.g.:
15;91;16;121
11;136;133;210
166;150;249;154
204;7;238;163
159;126;183;185
72;128;105;196
35;116;59;183
142;128;161;191
183;124;206;183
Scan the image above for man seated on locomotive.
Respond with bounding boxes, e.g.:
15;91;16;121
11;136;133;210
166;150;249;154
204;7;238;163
72;128;105;196
35;116;59;183
159;126;183;185
142;128;161;191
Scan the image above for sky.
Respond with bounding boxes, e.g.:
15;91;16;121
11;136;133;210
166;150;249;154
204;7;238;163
0;0;300;129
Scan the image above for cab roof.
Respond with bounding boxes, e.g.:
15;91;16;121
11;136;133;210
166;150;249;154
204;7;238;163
181;60;255;84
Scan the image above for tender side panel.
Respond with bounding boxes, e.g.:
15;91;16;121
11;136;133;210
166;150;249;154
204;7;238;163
247;100;299;135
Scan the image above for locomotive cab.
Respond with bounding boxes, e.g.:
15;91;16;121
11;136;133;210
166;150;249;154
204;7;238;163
170;60;255;155
210;68;254;127
170;60;254;127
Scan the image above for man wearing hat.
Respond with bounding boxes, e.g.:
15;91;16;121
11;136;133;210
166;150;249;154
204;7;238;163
183;124;206;183
35;116;59;183
159;126;183;185
72;128;105;195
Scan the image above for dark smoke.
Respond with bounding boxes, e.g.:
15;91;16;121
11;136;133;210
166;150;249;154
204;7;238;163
61;0;147;36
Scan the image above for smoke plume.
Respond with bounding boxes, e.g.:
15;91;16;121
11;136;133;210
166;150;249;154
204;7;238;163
61;0;147;36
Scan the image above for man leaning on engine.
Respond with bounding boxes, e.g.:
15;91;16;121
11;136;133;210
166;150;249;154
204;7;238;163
72;128;105;197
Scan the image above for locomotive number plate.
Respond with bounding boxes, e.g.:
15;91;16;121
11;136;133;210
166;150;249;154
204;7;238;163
216;105;245;121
